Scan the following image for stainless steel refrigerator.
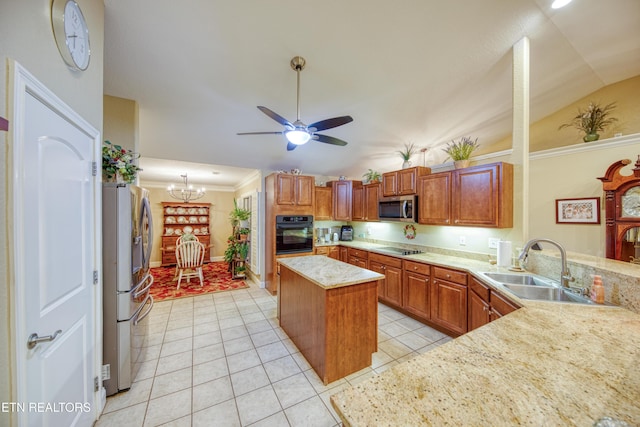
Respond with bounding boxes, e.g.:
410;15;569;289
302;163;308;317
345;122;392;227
102;183;154;396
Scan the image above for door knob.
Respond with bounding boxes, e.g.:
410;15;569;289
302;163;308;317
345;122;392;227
27;329;62;349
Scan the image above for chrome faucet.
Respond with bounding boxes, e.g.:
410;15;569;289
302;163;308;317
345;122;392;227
518;238;574;288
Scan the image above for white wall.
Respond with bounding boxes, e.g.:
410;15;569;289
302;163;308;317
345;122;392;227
0;0;105;420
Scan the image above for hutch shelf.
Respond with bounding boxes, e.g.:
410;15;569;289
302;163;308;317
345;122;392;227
161;202;211;266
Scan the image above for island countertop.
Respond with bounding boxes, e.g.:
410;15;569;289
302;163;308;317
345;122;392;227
277;255;384;289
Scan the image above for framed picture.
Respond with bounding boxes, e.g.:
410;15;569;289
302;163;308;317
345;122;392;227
556;197;600;224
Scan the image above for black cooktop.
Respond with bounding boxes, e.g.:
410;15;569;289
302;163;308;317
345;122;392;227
377;246;424;256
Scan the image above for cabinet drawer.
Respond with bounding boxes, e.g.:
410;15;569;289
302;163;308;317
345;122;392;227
369;252;402;268
433;266;467;285
491;290;520;316
347;248;369;259
315;246;330;255
403;260;431;276
469;277;490;302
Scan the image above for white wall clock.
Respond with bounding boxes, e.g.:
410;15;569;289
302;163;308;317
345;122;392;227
51;0;91;71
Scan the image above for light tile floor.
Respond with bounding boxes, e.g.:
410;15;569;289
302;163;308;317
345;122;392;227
96;280;452;427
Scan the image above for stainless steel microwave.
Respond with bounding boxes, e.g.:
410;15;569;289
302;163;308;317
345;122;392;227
378;195;418;222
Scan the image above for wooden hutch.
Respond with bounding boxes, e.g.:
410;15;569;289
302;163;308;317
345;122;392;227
161;202;211;265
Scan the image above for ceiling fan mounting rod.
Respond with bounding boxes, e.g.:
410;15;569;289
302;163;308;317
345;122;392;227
290;56;306;122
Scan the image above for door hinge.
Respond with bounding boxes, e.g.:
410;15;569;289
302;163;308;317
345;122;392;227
93;270;99;285
102;364;111;380
94;376;100;392
91;161;97;177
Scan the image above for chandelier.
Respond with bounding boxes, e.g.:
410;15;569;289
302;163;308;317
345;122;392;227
167;174;205;203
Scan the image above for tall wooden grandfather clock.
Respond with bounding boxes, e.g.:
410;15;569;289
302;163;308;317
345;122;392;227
598;156;640;263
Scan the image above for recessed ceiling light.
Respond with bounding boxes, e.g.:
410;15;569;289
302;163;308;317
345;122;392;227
551;0;572;9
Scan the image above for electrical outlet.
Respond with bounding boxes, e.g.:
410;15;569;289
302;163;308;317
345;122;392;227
488;238;499;249
459;236;466;246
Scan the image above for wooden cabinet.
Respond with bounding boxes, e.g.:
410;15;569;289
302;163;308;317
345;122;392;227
382;166;431;197
352;182;364;221
353;182;381;222
275;174;313;207
430;266;468;335
418;172;452;225
418;162;513;228
369;252;403;306
468;277;491;331
339;246;349;262
468;276;520;331
328;180;353;221
452;162;513;228
402;260;431;319
161;202;211;266
315;245;340;260
347;247;368;268
265;173;315;294
314;186;332;220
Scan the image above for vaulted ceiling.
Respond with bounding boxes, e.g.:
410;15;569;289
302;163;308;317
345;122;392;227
103;0;640;187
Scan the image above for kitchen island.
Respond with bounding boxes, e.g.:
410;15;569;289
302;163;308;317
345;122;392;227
277;255;384;385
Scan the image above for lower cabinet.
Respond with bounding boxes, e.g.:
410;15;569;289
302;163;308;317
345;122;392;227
369;253;403;306
315;245;340;259
347;247;368;268
468;276;520;331
430;266;468;335
402;260;431;319
339;247;349;263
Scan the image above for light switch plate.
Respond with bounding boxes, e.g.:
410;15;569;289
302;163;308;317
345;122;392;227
488;238;499;249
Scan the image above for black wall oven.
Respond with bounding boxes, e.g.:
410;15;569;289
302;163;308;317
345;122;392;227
276;215;314;255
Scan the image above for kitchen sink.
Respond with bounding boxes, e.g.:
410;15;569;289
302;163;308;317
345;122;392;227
482;272;555;287
502;284;593;304
478;271;594;305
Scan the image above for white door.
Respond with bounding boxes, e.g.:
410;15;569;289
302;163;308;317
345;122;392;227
11;62;100;426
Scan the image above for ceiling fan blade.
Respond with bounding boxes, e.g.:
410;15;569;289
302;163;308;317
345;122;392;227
308;115;354;132
286;142;297;151
313;134;348;146
257;106;293;127
237;131;283;135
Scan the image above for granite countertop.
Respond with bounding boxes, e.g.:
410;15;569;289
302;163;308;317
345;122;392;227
277;255;384;289
326;241;640;425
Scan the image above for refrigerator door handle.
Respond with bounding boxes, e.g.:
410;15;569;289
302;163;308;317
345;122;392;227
140;196;154;271
133;273;153;299
134;296;154;326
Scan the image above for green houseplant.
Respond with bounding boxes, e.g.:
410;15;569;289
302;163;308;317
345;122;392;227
102;140;142;183
443;136;479;169
558;101;618;142
229;199;251;227
362;169;381;184
396;143;416;169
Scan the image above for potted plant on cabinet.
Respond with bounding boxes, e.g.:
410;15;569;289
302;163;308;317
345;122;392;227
396;143;417;169
362;169;381;184
443;136;479;169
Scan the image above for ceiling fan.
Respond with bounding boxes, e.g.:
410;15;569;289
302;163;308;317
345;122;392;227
237;56;353;151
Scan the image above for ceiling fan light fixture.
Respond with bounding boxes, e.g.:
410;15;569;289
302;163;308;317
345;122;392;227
551;0;572;9
285;129;311;145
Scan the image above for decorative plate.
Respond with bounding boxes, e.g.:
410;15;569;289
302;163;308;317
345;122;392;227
199;216;208;223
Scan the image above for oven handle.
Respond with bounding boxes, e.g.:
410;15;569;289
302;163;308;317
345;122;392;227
276;223;313;229
134;295;154;326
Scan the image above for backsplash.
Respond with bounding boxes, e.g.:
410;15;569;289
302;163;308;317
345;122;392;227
523;250;640;313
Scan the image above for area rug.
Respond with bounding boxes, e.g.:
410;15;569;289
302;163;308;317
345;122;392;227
150;261;249;302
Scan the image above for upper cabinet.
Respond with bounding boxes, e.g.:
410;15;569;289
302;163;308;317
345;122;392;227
328;180;353;221
382;166;431;197
275;174;314;207
353;182;380;222
314;186;333;220
418;162;513;228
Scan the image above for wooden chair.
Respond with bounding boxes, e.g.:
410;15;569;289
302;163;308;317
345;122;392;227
175;240;205;289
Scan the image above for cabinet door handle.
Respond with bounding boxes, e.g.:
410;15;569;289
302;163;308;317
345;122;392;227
414;266;418;270
454;219;459;224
